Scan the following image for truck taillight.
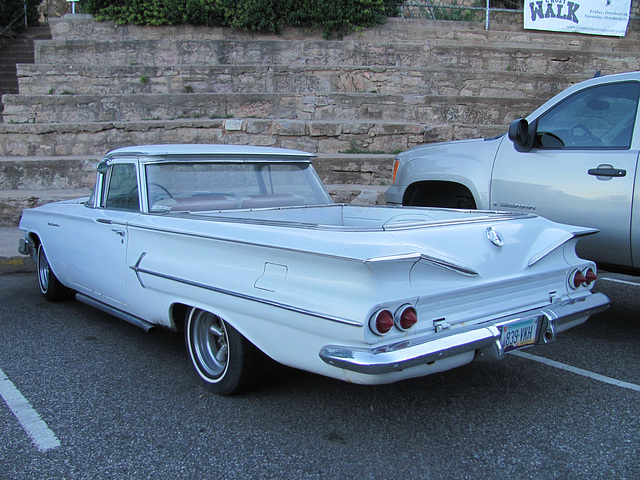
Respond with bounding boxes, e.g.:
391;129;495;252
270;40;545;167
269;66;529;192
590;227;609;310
572;270;586;288
370;309;394;335
396;305;418;331
570;267;597;289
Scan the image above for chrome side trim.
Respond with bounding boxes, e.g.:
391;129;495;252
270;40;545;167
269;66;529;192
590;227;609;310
418;254;479;277
364;253;421;263
76;293;156;332
130;262;363;328
363;253;478;277
127;224;370;264
380;212;534;230
131;252;147;288
319;293;609;374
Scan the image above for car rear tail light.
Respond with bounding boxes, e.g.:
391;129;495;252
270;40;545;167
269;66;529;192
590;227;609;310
370;309;394;335
396;305;418;331
585;268;597;285
571;270;586;289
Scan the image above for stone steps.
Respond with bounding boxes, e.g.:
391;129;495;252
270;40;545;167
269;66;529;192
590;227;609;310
0;118;505;157
34;38;640;75
0;26;52;120
16;63;588;98
49;17;640;50
0;188;90;226
0;156;98;190
0;153;395;189
1;15;639;232
0;153;395;226
1;92;543;125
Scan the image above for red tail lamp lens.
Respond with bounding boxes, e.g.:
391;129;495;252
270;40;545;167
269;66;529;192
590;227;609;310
370;309;394;335
573;271;586;288
398;306;418;331
585;269;597;285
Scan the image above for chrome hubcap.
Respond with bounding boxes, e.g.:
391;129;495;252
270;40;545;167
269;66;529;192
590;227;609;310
192;310;229;378
37;247;50;292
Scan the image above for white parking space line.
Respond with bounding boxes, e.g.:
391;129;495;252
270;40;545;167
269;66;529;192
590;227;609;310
0;367;61;452
599;277;640;287
512;351;640;393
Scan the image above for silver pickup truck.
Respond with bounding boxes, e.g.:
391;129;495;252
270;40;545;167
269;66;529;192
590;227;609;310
386;71;640;269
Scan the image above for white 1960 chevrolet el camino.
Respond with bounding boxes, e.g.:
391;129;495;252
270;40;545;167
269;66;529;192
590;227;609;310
18;144;609;395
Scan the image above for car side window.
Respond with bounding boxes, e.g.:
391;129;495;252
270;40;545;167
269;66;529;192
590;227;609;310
536;81;640;149
104;163;140;211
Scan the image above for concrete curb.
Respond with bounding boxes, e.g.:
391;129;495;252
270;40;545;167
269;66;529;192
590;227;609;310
0;256;35;274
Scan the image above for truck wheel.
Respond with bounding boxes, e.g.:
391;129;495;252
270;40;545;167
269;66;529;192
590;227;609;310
456;195;476;209
185;308;262;395
404;183;477;210
36;244;72;302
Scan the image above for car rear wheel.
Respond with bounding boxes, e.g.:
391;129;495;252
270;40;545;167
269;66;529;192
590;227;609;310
185;308;263;395
36;244;72;302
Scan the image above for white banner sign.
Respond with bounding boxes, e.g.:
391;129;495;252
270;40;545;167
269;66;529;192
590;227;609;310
524;0;632;37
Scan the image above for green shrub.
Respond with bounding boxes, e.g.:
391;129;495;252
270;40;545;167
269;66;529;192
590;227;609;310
83;0;396;37
1;0;42;29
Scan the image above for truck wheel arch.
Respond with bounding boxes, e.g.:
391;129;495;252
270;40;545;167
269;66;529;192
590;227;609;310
402;181;477;209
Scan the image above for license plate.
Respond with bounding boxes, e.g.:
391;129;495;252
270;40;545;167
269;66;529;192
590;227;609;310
501;317;538;352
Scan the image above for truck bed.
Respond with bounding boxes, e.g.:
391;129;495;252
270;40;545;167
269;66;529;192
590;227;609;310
186;204;533;231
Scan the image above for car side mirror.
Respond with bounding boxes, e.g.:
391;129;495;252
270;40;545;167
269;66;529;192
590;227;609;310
509;118;533;149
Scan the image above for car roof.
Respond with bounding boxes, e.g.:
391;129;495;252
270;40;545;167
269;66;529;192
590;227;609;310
103;144;316;161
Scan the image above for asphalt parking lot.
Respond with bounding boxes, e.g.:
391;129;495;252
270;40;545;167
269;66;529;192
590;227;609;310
0;270;638;480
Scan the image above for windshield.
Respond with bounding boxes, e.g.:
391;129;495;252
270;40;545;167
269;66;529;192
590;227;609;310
145;161;332;212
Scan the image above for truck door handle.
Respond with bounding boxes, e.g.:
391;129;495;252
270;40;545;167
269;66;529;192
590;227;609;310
588;167;626;177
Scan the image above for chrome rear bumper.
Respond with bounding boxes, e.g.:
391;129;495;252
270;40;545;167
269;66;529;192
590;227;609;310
319;293;609;375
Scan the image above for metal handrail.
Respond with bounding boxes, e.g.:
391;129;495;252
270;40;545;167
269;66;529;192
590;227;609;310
0;1;27;37
397;1;639;30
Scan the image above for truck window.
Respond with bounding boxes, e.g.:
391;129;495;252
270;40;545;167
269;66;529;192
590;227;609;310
536;82;640;149
104;163;140;211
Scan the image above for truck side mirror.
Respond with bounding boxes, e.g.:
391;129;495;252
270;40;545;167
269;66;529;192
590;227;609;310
508;118;534;152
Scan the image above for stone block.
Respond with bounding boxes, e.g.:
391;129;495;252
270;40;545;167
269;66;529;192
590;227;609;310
308;122;343;137
271;120;306;136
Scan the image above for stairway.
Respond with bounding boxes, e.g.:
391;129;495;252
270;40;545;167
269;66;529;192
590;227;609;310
0;26;52;121
0;15;639;228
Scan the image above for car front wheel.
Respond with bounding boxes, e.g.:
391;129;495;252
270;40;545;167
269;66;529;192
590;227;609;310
184;308;263;395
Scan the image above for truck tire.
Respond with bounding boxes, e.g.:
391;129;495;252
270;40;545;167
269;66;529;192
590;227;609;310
36;244;73;302
185;307;263;395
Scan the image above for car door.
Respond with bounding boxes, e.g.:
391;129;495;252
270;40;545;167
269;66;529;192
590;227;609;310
491;81;640;267
66;161;141;306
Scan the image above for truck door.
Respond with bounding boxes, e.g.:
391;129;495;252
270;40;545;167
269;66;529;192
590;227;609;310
66;162;141;306
491;81;640;267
